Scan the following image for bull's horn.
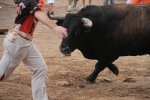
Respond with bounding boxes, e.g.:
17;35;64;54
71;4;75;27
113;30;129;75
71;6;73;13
81;18;93;28
48;14;66;20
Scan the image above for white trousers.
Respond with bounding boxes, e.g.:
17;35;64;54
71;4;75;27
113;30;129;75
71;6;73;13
0;34;48;100
47;0;55;4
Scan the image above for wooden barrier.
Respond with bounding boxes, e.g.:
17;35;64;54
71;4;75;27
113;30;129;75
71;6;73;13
0;27;8;35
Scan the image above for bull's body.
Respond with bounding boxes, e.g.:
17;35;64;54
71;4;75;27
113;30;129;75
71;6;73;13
53;4;150;83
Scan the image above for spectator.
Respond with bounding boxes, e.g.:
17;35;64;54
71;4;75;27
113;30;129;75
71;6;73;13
127;0;132;4
81;0;92;9
103;0;115;5
47;0;55;16
68;0;78;12
132;0;150;4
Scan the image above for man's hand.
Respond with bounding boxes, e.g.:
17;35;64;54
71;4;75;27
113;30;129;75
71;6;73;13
34;10;68;38
52;26;68;38
16;7;21;14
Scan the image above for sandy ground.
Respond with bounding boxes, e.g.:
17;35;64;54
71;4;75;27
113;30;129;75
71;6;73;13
0;0;150;100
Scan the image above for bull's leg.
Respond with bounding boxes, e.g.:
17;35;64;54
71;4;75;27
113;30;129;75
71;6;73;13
107;64;119;76
85;61;106;83
85;54;119;83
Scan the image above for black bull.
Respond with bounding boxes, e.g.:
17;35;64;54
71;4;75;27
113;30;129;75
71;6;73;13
49;4;150;83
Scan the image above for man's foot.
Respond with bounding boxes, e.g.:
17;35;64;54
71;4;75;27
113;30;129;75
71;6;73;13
73;5;78;11
47;11;54;18
50;11;54;15
67;8;72;12
67;5;73;12
80;6;85;10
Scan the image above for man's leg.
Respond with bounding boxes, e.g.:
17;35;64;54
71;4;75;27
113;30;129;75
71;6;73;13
47;0;54;16
73;0;78;6
23;43;48;100
73;0;78;10
103;0;108;5
68;0;72;5
82;0;85;7
110;0;115;4
89;0;92;5
68;0;73;12
0;38;23;81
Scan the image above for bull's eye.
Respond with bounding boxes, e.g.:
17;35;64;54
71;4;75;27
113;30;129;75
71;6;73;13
75;30;80;35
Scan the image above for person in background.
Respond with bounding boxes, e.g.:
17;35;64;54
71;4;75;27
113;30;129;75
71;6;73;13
47;0;55;16
68;0;78;12
81;0;92;9
103;0;115;5
127;0;132;4
0;0;67;100
132;0;150;4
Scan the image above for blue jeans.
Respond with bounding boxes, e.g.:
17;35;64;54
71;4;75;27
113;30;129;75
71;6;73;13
103;0;115;5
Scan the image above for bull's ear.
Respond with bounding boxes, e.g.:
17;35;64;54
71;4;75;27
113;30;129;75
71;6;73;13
82;25;91;33
83;28;91;33
56;20;64;26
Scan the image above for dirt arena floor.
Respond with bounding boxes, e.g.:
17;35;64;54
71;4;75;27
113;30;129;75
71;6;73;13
0;0;150;100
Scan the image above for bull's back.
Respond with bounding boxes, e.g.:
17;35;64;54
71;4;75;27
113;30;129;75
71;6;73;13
96;5;150;56
78;4;150;57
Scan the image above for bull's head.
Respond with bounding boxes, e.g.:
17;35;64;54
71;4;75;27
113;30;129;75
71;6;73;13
49;13;93;57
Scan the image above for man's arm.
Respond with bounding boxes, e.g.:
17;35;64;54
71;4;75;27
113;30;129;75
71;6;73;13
34;10;68;38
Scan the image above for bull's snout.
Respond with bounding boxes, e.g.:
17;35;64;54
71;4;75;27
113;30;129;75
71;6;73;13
59;46;71;57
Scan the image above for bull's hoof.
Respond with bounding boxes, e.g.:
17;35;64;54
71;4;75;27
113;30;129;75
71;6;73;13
85;80;94;84
108;64;119;76
112;68;119;76
85;77;95;84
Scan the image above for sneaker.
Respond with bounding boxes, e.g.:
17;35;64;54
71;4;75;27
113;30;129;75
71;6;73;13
67;8;73;12
73;5;78;11
80;6;85;10
49;11;54;15
47;11;54;18
67;5;73;12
